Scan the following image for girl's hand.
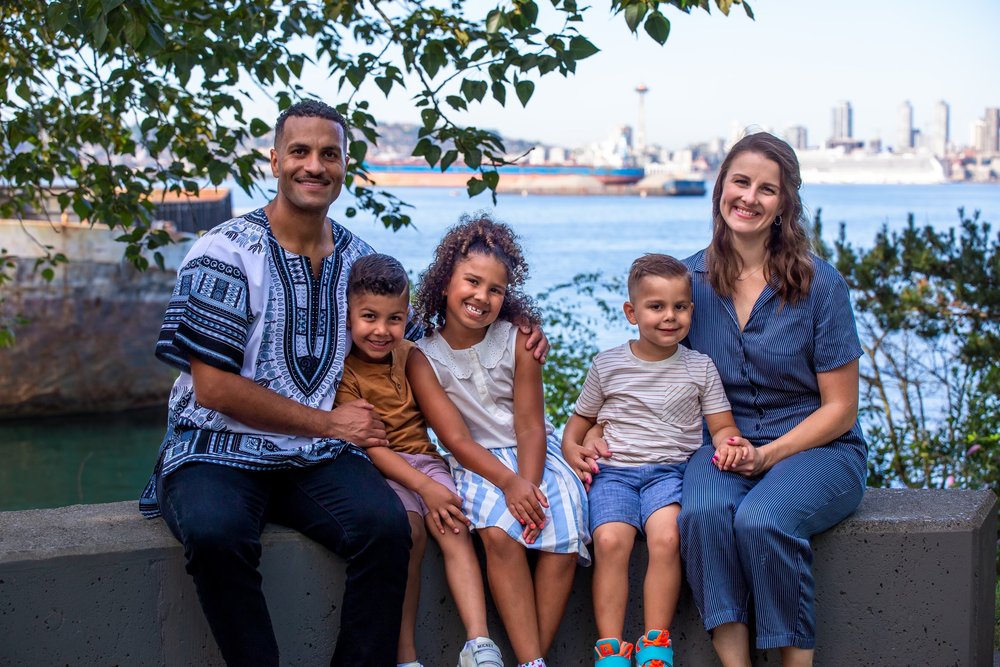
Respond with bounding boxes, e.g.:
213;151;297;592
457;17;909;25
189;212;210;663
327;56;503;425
521;521;543;545
501;475;549;529
712;437;751;471
561;440;598;489
418;480;470;535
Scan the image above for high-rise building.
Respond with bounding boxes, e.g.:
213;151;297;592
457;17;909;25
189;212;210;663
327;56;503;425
971;119;988;152
985;107;1000;154
831;101;853;143
783;125;808;150
931;100;950;157
897;101;914;152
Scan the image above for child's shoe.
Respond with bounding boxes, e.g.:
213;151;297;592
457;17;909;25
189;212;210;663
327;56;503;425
593;637;634;666
634;629;672;667
458;636;503;667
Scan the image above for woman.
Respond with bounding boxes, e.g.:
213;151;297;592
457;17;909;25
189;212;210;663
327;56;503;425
677;132;867;666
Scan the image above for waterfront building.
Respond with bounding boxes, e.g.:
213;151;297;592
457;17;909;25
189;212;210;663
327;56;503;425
783;125;808;150
985;107;1000;154
896;100;914;152
831;100;853;144
932;100;950;158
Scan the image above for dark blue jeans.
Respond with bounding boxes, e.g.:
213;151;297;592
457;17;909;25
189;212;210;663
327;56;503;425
157;452;410;666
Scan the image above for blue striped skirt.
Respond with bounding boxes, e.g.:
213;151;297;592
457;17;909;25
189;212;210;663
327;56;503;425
444;434;591;566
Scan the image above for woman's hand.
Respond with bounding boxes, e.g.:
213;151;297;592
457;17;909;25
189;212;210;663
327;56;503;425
728;442;775;477
501;474;548;529
417;479;470;535
712;436;751;471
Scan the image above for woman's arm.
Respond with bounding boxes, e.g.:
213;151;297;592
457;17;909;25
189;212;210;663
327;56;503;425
406;348;547;527
731;359;860;476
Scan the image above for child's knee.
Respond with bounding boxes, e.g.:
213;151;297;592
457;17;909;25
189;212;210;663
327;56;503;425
593;523;636;560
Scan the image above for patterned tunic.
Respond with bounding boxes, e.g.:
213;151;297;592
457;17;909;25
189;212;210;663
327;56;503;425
140;208;386;518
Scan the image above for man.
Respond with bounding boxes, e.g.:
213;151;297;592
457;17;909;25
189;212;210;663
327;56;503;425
140;100;414;666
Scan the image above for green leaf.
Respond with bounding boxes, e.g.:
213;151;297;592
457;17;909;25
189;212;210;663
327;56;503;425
483;170;499;190
411;138;432;158
445;94;468;111
515;79;534;107
425;145;442;167
375;76;393;96
743;1;755;19
485;9;504;34
249;118;270;137
624;3;647;32
466;177;488;196
440;149;459;171
569;35;599;59
463;147;482;169
420;108;439;132
349;140;367;163
643;13;670;45
461;78;488;103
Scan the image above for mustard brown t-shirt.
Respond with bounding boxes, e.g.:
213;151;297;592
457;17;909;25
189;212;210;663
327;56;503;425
334;339;439;457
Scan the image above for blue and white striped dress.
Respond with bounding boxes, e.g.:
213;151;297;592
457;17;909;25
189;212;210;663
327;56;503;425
417;319;591;565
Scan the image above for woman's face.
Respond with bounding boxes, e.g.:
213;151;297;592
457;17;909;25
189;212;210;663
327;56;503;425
719;151;783;244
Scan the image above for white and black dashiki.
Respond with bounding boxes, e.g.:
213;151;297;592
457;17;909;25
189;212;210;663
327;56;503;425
139;208;412;518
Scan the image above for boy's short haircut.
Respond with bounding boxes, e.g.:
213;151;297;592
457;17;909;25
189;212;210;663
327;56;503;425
627;253;691;299
348;254;409;300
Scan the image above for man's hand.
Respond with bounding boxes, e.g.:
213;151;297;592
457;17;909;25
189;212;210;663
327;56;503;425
328;398;388;448
518;321;550;363
418;479;469;535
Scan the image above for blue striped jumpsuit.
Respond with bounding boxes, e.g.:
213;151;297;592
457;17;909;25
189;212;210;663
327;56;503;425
678;250;867;650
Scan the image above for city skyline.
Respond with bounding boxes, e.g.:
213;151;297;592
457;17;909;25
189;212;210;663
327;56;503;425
245;0;999;152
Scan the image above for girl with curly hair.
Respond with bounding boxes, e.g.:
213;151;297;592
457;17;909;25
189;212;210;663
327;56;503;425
408;213;590;667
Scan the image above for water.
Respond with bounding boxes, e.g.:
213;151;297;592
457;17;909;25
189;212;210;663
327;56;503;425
3;183;999;511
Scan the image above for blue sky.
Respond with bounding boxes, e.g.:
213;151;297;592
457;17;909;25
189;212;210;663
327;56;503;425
267;1;999;151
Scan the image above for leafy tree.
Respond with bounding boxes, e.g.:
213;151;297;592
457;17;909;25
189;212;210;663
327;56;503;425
828;209;999;497
0;0;752;344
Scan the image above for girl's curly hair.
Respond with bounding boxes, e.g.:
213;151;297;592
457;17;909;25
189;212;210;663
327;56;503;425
415;212;540;331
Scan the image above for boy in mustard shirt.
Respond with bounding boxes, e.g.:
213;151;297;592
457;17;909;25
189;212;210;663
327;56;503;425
334;253;501;667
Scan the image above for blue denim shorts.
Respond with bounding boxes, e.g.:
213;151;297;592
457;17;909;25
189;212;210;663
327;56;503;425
588;462;687;533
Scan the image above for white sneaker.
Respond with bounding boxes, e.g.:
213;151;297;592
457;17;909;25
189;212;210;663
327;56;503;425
458;637;504;667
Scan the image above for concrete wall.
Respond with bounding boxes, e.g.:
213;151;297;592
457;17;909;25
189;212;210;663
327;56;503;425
0;488;995;666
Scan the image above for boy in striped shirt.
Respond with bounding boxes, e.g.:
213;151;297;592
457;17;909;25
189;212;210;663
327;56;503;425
562;253;750;667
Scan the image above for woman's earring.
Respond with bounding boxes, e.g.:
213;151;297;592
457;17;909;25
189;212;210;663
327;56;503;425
773;214;783;227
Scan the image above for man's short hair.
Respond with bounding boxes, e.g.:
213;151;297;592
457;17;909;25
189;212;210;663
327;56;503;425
274;100;349;150
348;254;409;301
627;253;691;298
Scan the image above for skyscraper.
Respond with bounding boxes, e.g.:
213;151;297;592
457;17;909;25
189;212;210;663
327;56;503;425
985;107;1000;154
831;101;853;143
783;125;808;150
931;100;950;157
897;101;914;152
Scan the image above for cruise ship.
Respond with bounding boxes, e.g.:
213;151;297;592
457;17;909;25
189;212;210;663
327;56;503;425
797;148;946;185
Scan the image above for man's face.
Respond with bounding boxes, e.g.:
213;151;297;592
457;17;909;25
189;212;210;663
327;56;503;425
270;116;347;214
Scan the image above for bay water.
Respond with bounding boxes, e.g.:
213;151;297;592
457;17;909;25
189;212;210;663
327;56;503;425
3;183;999;511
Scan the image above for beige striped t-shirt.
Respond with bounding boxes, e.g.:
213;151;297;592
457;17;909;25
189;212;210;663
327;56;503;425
574;342;730;466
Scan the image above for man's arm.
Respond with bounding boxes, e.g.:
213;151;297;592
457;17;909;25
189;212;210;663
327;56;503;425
190;357;388;447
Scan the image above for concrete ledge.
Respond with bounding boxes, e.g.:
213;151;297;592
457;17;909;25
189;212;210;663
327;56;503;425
0;488;996;666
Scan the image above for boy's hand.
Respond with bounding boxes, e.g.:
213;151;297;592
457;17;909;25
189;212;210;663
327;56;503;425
712;436;752;472
518;321;550;363
501;475;548;529
562;437;612;491
418;480;469;535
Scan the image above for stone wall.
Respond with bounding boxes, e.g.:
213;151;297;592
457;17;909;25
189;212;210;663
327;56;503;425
0;488;996;666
